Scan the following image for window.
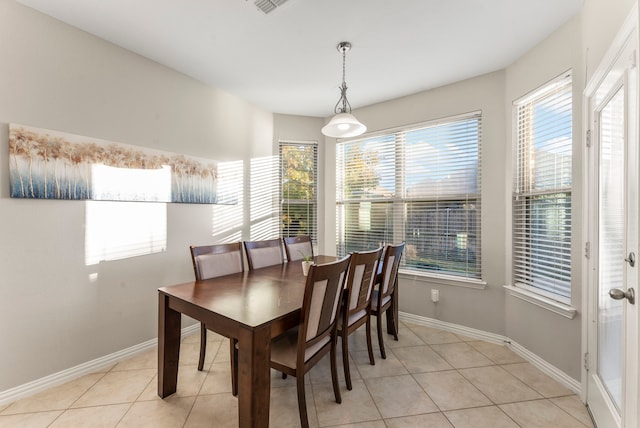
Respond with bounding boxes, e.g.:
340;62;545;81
513;72;572;302
336;112;482;280
280;142;318;243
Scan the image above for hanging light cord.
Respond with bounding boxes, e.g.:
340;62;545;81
334;43;352;114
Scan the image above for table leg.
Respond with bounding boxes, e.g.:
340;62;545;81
237;325;271;428
158;292;181;398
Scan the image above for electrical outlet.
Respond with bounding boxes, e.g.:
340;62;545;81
431;289;439;303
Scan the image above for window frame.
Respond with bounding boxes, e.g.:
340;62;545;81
279;140;318;245
511;71;573;305
336;111;483;282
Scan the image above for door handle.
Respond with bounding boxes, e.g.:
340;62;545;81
624;252;635;267
609;288;636;304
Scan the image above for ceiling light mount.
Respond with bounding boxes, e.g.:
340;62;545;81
321;41;366;139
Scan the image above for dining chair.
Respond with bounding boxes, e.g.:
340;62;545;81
283;235;313;261
371;242;405;359
337;247;383;390
189;242;243;396
270;255;351;428
243;238;284;270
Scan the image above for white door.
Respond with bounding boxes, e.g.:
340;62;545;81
585;8;639;428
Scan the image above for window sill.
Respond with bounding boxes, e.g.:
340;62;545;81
399;269;486;290
503;285;577;319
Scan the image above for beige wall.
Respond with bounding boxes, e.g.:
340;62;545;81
0;1;272;391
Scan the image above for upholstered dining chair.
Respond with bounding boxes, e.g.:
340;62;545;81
270;255;351;428
189;242;243;396
337;247;383;390
283;235;313;261
371;242;405;359
243;238;284;270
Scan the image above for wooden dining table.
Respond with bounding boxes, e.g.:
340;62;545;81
157;255;337;428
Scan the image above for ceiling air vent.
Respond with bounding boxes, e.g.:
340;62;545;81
254;0;289;14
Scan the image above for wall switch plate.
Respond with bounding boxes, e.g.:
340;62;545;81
431;289;439;303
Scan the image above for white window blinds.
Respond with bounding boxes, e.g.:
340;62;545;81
513;72;572;301
280;142;318;243
337;112;482;279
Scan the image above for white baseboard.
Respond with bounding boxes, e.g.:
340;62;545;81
398;312;582;395
0;323;200;406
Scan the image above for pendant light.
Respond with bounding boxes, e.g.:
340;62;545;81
321;41;367;138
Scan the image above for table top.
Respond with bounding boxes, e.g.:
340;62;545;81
159;255;337;329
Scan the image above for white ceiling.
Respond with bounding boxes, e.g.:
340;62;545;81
17;0;584;117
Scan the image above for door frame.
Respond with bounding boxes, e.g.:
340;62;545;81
582;3;639;427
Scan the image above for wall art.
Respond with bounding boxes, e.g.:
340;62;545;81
8;124;232;204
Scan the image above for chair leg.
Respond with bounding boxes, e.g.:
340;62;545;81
365;316;375;366
389;298;399;341
376;313;387;359
230;339;238;396
198;322;207;371
341;330;352;390
330;340;342;404
296;373;309;428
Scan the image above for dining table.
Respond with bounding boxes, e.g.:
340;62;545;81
157;255;338;428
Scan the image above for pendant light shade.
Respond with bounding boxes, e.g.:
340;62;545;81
321;112;367;138
322;42;366;139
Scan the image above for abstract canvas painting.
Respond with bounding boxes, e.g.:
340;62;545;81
8;124;229;204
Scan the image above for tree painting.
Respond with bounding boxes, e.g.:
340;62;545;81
8;124;227;204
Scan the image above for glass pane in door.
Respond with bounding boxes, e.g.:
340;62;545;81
598;87;625;411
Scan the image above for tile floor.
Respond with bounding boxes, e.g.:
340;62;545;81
0;321;595;427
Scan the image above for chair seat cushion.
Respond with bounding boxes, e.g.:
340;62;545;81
338;309;367;330
371;289;391;310
271;327;330;370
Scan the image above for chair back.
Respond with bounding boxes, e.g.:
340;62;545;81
190;242;244;280
344;248;383;322
244;238;284;270
379;243;405;300
297;256;351;357
283;235;313;261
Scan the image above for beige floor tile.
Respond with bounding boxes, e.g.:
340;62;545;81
365;374;438;418
71;369;156;408
116;396;195;428
351;349;409;379
199;362;234;395
393;345;453;373
502;362;573;397
550;395;595;428
458;366;542;404
49;403;130;427
384;325;426;349
444;405;519;428
182;329;225;345
1;373;104;414
269;384;318;428
184;393;238;428
345;328;381;353
467;341;525;364
430;343;494;369
139;364;209;401
413;370;492;411
385;412;454;428
0;410;62;427
0;403;9;413
407;325;462;345
314;379;381;426
499;399;589;427
331;421;387;428
112;348;157;371
213;339;233;364
308;350;360;386
181;341;220;367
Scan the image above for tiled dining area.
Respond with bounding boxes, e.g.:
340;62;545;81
0;321;594;428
